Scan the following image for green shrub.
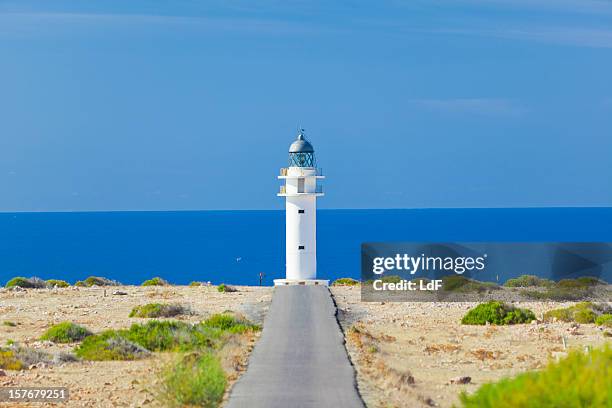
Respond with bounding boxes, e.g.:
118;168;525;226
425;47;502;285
3;321;16;327
217;283;237;293
555;279;584;289
596;314;612;327
363;275;403;285
202;313;261;334
75;331;150;361
575;276;607;286
189;281;203;287
158;352;226;408
381;275;402;284
46;279;70;288
41;322;92;343
543;302;598;324
142;277;169;286
459;345;612;408
78;276;120;287
129;303;192;318
557;276;606;288
504;275;554;288
461;301;535;325
519;276;608;301
123;320;222;352
5;277;30;288
5;277;46;289
77;313;259;361
332;278;359;286
443;275;499;293
522;284;596;301
124;316;258;351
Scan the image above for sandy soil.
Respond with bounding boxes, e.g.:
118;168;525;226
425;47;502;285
0;285;272;408
331;286;612;408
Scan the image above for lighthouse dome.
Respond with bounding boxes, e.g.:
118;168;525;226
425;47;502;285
288;130;316;167
289;133;314;153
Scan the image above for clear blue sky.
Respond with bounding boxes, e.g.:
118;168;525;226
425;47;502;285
1;0;611;211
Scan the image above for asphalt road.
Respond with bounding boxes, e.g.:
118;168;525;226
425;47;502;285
226;285;364;408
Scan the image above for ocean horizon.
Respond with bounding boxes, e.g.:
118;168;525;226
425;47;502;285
1;207;611;286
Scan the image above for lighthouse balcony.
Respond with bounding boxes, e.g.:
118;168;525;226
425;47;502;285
278;167;325;179
278;185;324;197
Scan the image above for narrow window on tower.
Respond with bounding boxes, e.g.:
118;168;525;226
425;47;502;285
298;245;305;250
298;209;305;214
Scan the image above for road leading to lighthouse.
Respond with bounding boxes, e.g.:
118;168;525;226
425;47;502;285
226;285;364;408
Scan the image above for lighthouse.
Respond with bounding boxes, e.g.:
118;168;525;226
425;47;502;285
275;130;328;286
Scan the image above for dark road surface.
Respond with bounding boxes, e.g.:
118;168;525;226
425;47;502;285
226;285;364;408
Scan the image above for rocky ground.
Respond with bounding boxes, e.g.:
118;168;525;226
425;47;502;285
0;285;272;407
331;286;612;408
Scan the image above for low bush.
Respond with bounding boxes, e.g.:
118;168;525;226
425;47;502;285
461;301;535;325
46;279;70;288
0;349;23;370
5;276;46;289
504;275;554;288
459;345;612;408
76;313;260;361
76;276;120;287
41;322;92;343
518;276;608;301
217;283;237;293
543;302;602;324
202;313;261;334
557;276;606;288
75;310;261;363
125;321;224;352
443;275;499;293
595;314;612;327
189;281;203;287
3;321;16;327
158;352;226;408
142;277;169;286
332;278;359;286
576;276;607;286
0;344;74;370
75;331;150;361
363;275;403;285
380;275;402;284
129;303;192;318
521;286;590;301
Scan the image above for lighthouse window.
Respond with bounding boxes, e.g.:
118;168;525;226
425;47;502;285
298;209;305;214
298;178;305;193
298;245;305;250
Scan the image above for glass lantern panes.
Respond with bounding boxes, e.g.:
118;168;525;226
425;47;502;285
289;152;315;167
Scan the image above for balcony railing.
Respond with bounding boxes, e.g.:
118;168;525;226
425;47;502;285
279;185;324;194
279;167;323;176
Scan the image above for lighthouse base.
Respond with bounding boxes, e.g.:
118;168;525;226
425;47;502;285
273;279;329;287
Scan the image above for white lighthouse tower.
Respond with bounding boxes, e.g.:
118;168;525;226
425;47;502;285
274;130;328;286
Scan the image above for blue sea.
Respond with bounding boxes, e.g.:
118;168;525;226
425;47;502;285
0;208;611;286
